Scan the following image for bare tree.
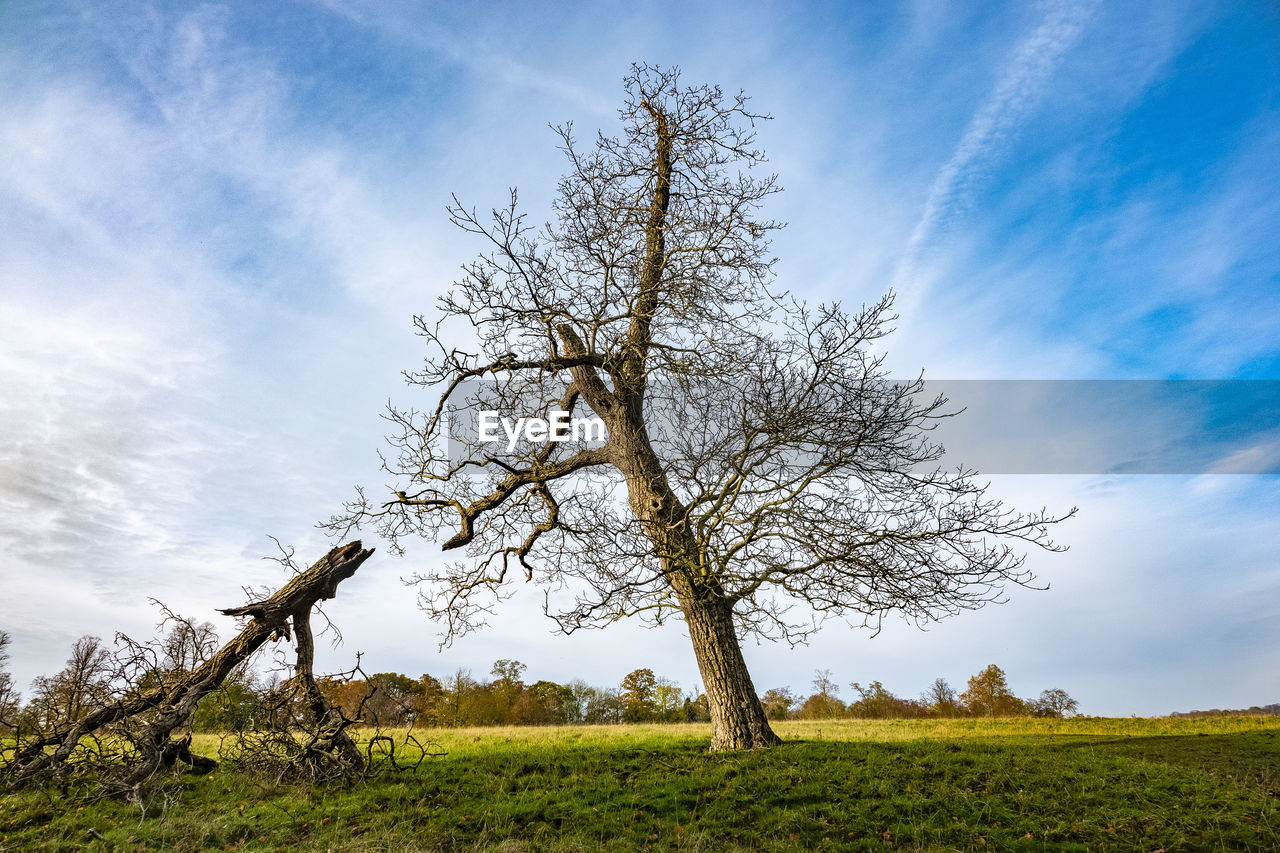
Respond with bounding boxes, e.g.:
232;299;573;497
158;617;220;675
812;669;840;700
0;631;19;731
922;677;960;717
1030;687;1079;718
25;635;112;731
330;65;1071;749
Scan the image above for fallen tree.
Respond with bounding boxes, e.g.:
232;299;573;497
1;541;374;792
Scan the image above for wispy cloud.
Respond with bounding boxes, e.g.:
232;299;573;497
891;0;1099;319
0;10;430;687
307;0;618;117
1205;434;1280;475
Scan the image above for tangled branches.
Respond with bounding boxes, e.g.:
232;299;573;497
0;542;374;797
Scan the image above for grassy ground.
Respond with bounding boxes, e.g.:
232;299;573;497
2;716;1276;851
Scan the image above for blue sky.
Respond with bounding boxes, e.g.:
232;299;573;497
1;0;1277;714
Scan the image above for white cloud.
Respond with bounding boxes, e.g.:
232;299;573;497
0;13;427;688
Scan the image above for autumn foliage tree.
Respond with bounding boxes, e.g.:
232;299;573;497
798;669;845;719
620;668;658;722
847;681;924;718
332;65;1070;749
960;664;1025;717
760;687;796;720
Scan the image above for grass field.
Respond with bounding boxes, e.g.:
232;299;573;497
2;716;1277;851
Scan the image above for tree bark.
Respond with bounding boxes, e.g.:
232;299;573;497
682;593;781;750
563;328;781;749
290;608;364;774
596;399;780;750
598;420;779;749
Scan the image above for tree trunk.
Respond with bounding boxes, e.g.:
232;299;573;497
682;593;781;750
558;98;779;750
593;394;781;750
290;609;364;774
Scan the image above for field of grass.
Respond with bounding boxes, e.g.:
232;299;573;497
2;716;1277;851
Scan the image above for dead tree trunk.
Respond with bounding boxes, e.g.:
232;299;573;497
1;542;373;789
287;608;365;775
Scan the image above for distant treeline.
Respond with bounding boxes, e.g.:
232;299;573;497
1170;703;1280;718
8;628;1277;738
0;626;1081;734
284;662;1079;731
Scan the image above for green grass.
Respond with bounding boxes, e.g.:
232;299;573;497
3;717;1277;851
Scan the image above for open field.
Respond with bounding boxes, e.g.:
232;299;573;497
2;716;1277;851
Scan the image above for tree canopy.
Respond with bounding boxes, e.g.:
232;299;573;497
330;65;1071;749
